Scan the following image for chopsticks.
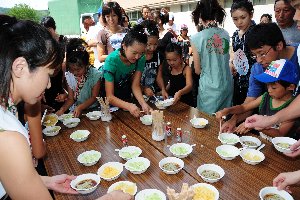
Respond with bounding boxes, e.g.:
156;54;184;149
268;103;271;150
41;109;47;124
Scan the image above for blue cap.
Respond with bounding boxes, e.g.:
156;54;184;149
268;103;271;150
97;7;102;14
254;59;300;85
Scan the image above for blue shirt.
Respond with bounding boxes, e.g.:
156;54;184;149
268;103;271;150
247;45;300;98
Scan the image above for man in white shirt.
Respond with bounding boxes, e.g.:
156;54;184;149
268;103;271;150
163;12;179;35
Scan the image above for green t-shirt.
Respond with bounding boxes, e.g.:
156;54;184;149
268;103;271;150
103;49;146;84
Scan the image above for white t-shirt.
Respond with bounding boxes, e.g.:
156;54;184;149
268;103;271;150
0;107;29;198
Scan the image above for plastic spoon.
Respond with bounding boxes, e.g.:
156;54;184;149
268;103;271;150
257;144;265;151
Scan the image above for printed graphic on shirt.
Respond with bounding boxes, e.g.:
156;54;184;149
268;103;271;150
109;33;126;50
233;49;249;76
206;33;229;54
141;61;159;87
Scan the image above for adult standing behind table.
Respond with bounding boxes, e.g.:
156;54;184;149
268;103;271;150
97;1;128;63
136;6;151;25
190;0;233;114
0;14;131;200
101;25;152;117
275;0;300;45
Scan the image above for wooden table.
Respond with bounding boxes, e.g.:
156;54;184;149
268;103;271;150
44;102;300;200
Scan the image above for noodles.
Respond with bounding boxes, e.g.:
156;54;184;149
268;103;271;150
201;170;220;179
100;166;120;178
193;186;215;200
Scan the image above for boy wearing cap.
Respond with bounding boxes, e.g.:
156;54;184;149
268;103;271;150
216;59;300;139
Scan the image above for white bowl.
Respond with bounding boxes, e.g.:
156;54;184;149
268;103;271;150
70;173;100;194
42;126;61;137
218;133;240;145
192;183;219;200
77;150;101;166
86;111;102;120
259;187;294;200
42;113;58;127
140;115;153;126
70;130;90;142
63;118;80;128
272;137;297;153
190;117;209;128
240;148;265;165
216;145;240;160
97;162;123;181
240;136;261;149
107;181;137;196
197;164;225;183
155;101;167;109
125;157;150;174
135;189;166;200
118;146;142;161
169;143;194;158
159;157;184;175
58;113;73;122
162;98;174;107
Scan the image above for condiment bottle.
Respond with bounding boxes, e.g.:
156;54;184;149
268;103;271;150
121;135;128;147
176;128;182;142
165;122;172;136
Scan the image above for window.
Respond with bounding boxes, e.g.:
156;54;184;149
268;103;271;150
180;3;197;12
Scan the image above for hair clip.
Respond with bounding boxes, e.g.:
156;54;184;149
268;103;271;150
72;45;86;52
144;28;150;36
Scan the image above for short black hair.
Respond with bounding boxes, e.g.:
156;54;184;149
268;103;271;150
66;38;89;68
102;1;123;24
140;20;159;37
260;14;272;21
247;23;286;50
121;24;147;50
230;0;254;15
153;10;169;25
41;16;56;30
165;43;183;57
82;15;92;24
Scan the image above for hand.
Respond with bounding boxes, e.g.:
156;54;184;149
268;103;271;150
55;93;68;102
229;61;237;76
215;111;224;121
73;105;83;118
95;190;133;200
161;90;169;100
141;102;152;115
177;35;183;42
284;139;300;158
220;118;236;133
173;91;182;104
128;103;140;117
235;122;251;134
245;114;274;130
44;174;78;194
56;109;64;116
273;170;300;193
41;104;55;113
143;87;154;97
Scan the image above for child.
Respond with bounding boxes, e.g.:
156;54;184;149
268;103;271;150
191;0;233;113
260;14;272;24
101;25;151;117
177;24;192;64
56;38;101;117
157;43;193;106
216;59;300;139
140;20;162;97
230;0;256;106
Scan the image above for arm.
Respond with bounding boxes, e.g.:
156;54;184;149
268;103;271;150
173;66;193;104
24;101;46;159
273;170;300;192
97;43;108;62
73;80;101;117
260;120;296;138
156;64;168;99
41;174;78;194
56;85;75;116
285;139;300;157
191;44;201;75
0;132;52;199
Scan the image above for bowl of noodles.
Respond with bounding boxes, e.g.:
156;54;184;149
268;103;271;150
240;149;265;165
197;164;225;183
42;114;58;127
259;186;294;200
97;162;123;181
272;137;297;154
107;181;137;196
70;173;100;194
192;183;219;200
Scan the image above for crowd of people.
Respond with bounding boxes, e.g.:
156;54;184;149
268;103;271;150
1;0;300;199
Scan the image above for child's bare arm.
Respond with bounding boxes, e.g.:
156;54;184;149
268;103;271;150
56;85;75;116
261;120;296;137
156;64;168;99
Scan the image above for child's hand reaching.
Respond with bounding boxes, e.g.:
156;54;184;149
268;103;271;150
215;111;224;121
55;93;68;102
273;170;300;193
141;102;152;114
143;87;154;97
162;90;169;100
128;103;141;117
173;91;182;104
73;105;83;117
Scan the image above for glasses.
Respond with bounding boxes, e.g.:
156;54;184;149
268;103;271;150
250;47;272;60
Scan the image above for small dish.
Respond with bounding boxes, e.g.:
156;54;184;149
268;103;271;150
125;157;150;174
86;111;102;121
240;148;265;165
155;101;166;110
42;126;61;137
97;162;123;181
70;173;100;194
58;113;73;122
162;98;174;107
135;189;166;200
259;186;294;200
70;130;90;142
169;143;195;158
107;181;137;196
192;183;219;200
77;150;101;166
218;133;240;145
216;145;240;160
197;164;225;183
240;136;261;149
42;113;58;127
272;137;297;154
118;146;142;161
159;157;184;175
63;118;80;128
140;115;153;126
190;117;209;128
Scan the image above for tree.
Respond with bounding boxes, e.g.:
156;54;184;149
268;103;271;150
6;4;40;22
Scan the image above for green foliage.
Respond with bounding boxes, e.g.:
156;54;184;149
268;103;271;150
6;4;40;22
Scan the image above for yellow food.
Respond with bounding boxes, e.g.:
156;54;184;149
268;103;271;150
199;121;206;126
193;186;215;200
43;115;57;126
244;152;261;161
100;166;120;178
113;182;136;195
